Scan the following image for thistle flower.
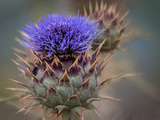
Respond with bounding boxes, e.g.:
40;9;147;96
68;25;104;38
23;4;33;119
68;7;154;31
22;15;99;57
10;2;130;120
82;1;128;52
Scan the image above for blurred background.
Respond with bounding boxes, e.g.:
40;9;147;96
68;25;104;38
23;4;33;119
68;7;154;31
0;0;160;120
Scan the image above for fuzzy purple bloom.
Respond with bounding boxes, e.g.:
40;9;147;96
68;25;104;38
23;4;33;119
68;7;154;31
22;15;99;56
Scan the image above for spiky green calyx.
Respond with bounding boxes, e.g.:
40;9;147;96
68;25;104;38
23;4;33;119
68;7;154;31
82;0;128;52
29;53;100;109
12;41;118;120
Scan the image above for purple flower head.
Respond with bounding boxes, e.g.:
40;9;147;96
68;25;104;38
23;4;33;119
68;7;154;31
22;15;99;57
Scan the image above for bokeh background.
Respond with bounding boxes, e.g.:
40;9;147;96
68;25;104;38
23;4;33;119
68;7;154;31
0;0;160;120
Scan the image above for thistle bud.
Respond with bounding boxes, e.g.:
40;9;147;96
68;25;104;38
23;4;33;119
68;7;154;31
82;0;128;52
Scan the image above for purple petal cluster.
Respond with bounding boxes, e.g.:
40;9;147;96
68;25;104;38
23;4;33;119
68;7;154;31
22;15;99;56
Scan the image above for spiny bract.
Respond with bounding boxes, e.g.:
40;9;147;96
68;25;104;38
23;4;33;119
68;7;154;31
12;14;116;120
